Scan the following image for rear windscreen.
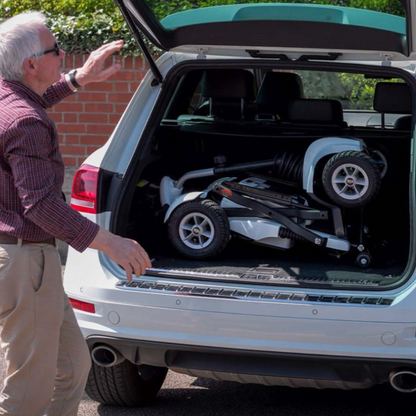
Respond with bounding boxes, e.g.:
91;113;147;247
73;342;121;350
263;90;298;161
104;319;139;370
144;0;405;34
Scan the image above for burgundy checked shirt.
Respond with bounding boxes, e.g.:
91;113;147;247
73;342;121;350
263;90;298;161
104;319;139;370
0;76;99;252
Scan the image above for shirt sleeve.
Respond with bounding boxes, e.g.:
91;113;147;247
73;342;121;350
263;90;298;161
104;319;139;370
4;115;99;252
42;74;75;108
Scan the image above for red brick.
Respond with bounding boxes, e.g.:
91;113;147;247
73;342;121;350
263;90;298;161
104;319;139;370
49;113;62;123
134;58;145;70
65;93;77;102
78;157;86;166
136;71;146;82
82;135;109;145
64;113;78;123
63;157;77;166
80;113;108;123
129;82;142;92
108;93;133;103
63;55;74;69
84;82;113;92
85;103;113;113
109;71;135;81
123;57;134;70
87;146;101;156
109;114;122;124
60;145;86;155
74;55;85;68
77;92;107;102
55;103;83;112
87;124;115;135
66;135;80;144
114;82;129;92
58;124;86;133
115;104;127;114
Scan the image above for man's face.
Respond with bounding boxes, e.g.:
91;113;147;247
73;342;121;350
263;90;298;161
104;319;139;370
34;26;65;86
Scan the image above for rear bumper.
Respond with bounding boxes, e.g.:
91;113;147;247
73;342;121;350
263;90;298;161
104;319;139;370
86;335;416;389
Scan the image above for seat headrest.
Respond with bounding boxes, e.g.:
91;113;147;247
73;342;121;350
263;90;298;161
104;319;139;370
256;72;304;119
201;70;255;100
394;115;412;130
373;82;412;114
289;99;344;126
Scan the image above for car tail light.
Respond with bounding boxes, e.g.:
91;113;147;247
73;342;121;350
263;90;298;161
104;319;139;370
69;298;96;313
71;165;100;213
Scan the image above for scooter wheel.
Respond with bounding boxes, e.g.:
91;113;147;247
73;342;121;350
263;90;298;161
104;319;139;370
322;151;381;208
356;253;372;268
167;199;230;259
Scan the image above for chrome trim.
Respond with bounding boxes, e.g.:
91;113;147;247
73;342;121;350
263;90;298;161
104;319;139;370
115;280;393;306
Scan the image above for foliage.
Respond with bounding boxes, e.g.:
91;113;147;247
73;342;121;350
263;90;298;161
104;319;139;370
0;0;118;17
0;0;141;56
47;13;139;56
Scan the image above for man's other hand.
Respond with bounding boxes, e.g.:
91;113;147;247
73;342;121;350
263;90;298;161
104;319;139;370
89;228;152;282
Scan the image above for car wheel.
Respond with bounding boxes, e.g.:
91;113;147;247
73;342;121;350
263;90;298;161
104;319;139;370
322;151;381;208
167;199;230;259
85;360;168;407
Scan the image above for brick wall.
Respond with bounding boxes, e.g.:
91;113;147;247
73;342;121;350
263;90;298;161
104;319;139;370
48;54;149;169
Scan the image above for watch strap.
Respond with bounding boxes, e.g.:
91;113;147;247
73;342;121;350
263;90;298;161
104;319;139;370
68;70;81;89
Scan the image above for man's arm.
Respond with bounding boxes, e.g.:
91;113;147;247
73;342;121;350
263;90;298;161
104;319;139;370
5;116;100;252
5;116;151;280
42;75;75;108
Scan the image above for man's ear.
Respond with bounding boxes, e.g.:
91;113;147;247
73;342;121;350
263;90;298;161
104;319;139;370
23;58;37;74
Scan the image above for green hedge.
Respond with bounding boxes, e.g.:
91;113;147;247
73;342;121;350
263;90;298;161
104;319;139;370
0;0;140;56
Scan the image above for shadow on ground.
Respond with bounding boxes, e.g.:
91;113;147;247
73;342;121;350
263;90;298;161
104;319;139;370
91;376;415;416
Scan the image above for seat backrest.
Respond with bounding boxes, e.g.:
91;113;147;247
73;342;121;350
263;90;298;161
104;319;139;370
256;72;304;121
288;99;345;127
373;82;412;129
198;69;255;120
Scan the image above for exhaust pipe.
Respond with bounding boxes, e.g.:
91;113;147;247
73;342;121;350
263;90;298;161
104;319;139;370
389;369;416;393
91;345;125;368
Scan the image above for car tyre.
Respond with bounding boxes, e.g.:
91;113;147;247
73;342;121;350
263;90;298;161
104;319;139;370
85;360;168;407
167;199;230;259
322;151;381;208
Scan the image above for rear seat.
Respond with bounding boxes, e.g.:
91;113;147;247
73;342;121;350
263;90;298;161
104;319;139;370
256;72;304;121
288;98;346;128
193;69;255;120
373;82;412;130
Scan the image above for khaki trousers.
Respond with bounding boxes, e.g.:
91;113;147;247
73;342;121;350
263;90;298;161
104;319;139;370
0;242;91;416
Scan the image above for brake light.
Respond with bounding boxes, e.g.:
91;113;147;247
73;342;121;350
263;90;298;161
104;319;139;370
69;298;96;313
71;165;100;213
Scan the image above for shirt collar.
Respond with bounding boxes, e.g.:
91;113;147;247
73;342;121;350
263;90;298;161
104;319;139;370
0;77;47;109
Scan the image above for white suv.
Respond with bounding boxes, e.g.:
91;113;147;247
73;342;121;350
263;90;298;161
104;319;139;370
64;0;416;407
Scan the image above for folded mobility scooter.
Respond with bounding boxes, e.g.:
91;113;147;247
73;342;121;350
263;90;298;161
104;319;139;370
160;136;386;268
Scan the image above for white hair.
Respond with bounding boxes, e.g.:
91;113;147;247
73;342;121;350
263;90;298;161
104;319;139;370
0;12;47;81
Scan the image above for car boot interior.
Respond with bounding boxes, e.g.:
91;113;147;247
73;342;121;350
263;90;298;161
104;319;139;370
117;64;413;290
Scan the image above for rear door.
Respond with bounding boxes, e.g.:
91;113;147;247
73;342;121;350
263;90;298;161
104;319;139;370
115;0;415;60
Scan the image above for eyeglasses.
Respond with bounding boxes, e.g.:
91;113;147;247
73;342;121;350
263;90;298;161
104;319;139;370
36;42;61;57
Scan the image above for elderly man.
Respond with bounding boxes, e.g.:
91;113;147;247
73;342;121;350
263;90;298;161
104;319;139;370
0;11;151;416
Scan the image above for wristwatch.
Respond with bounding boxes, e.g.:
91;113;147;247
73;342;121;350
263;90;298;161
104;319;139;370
68;69;81;89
